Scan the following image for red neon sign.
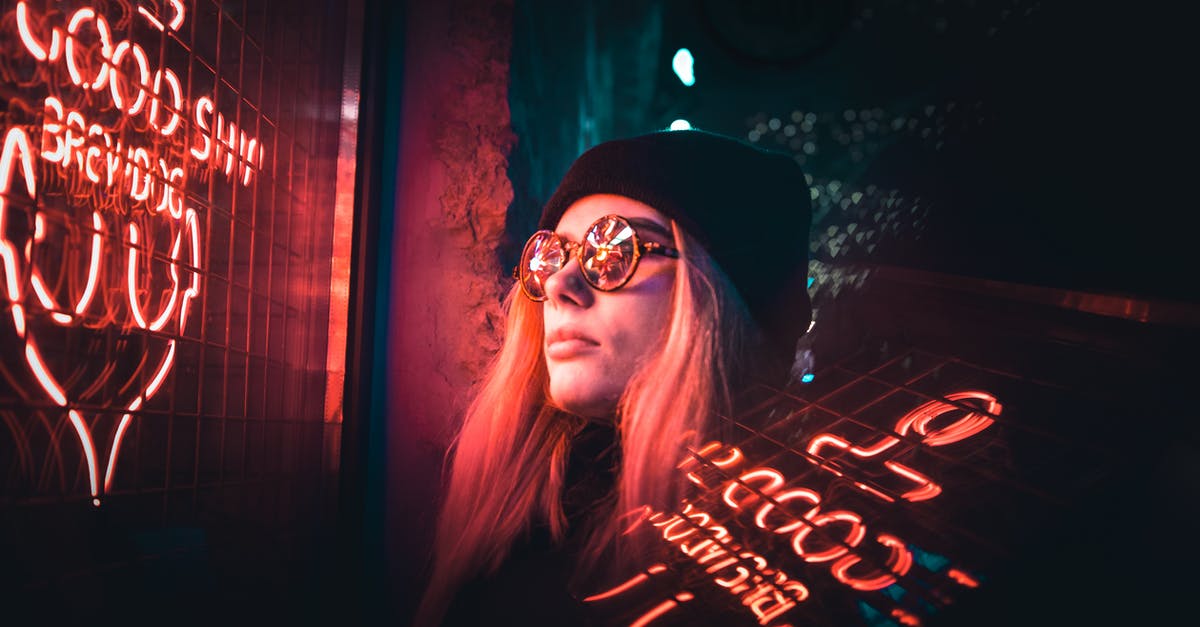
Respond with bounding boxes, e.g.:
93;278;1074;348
610;390;1000;625
593;502;809;626
3;2;265;505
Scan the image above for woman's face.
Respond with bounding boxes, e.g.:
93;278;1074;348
542;195;678;418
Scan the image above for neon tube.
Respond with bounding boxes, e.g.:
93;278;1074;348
126;223;148;328
16;2;62;62
68;410;99;500
74;212;103;315
179;209;200;330
25;342;67;406
144;339;176;399
11;304;26;337
722;468;784;509
582;564;667;602
103;413;132;492
136;5;165;30
109;41;150;115
629;593;693;627
147;232;182;332
884;461;942;502
65;8;112;90
791;510;866;563
753;488;821;535
168;0;186;30
2;128;37;301
948;568;979;588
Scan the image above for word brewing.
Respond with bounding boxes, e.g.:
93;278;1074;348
15;0;264;196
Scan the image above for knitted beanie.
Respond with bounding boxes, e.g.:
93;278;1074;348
539;129;813;366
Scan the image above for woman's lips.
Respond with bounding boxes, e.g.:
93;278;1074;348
546;338;599;360
545;326;599;359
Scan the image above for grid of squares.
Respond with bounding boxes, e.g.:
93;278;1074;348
616;339;1130;626
0;0;354;583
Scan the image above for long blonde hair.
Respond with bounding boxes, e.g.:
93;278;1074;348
416;221;756;625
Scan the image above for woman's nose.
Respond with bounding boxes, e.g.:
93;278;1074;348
542;256;594;308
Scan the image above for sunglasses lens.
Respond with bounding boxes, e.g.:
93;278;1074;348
581;216;637;290
519;231;565;300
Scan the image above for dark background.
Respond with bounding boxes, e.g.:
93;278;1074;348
2;1;1189;626
509;0;1185;304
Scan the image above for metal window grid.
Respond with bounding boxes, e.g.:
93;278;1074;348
0;0;358;614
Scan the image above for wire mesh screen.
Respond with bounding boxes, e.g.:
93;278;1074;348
586;271;1192;626
0;0;357;619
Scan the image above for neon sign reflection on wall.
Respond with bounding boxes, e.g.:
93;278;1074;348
586;390;1001;626
2;1;265;505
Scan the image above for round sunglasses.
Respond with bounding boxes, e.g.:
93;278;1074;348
513;214;680;301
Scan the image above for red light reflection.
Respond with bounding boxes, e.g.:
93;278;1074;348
632;502;810;625
629;592;694;627
947;568;980;588
806;390;1001;503
16;2;63;62
582;564;668;602
3;0;244;506
667;389;1000;613
892;607;922;626
137;1;186;32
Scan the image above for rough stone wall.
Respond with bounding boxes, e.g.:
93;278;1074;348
385;0;514;621
432;1;517;385
389;0;514;444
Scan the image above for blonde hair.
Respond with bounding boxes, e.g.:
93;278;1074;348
415;221;755;625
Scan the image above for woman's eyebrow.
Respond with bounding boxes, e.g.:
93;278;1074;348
626;217;673;241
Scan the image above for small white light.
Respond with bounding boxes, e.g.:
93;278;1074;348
672;48;695;87
669;119;692;131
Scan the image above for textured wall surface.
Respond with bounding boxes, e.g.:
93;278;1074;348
385;0;515;622
426;2;516;391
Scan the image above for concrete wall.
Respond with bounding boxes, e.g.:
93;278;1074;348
385;0;515;621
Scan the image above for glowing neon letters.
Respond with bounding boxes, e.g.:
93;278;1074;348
616;390;1002;624
3;2;264;506
596;502;809;626
16;2;264;187
681;390;1000;593
650;502;810;625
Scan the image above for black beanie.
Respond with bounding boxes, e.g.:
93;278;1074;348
539;129;813;366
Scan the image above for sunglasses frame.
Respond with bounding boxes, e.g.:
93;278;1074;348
512;214;680;302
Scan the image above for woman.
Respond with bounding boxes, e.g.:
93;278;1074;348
417;129;813;625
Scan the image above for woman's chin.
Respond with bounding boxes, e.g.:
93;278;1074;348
548;384;620;419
